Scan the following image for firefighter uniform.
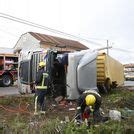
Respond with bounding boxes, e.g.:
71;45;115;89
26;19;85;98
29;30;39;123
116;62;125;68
75;90;106;123
34;62;48;114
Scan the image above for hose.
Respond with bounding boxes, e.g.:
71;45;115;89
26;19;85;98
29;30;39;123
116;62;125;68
0;102;32;114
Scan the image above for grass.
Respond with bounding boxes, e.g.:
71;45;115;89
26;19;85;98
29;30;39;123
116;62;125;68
0;87;134;134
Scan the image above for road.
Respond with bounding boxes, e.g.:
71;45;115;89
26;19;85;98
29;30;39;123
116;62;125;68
124;81;134;86
0;85;19;96
0;81;134;97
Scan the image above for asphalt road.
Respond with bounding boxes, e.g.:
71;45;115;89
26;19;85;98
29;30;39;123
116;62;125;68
0;85;19;96
124;81;134;86
0;81;134;97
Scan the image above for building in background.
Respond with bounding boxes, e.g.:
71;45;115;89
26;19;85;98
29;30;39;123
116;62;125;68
14;32;88;53
124;64;134;81
0;48;14;54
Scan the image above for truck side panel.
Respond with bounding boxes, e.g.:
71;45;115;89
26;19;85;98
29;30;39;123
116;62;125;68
97;53;124;87
105;54;124;85
77;51;98;91
67;52;82;100
67;50;98;100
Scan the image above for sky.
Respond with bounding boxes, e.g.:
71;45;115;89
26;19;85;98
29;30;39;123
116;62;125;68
0;0;134;64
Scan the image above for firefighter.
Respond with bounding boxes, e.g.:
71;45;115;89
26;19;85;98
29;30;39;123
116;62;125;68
34;61;48;115
75;90;108;125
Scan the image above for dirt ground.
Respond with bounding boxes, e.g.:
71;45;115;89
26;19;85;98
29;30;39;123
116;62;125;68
0;93;77;123
0;86;134;133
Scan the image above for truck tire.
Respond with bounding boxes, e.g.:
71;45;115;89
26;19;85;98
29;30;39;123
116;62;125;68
2;75;13;87
104;78;111;93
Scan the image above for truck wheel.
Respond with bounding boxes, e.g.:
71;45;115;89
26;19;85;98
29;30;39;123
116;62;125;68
111;81;118;88
2;75;13;87
104;78;111;93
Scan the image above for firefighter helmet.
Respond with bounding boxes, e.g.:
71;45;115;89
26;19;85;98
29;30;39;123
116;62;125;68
85;94;96;106
39;62;46;67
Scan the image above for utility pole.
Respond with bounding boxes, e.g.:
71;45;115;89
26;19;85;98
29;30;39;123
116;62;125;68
107;40;109;55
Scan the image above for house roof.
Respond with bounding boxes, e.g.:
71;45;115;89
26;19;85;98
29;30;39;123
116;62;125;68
29;32;88;50
0;47;14;54
124;64;134;68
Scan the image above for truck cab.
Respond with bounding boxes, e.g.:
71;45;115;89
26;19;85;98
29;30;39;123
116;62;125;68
18;48;98;100
18;49;68;97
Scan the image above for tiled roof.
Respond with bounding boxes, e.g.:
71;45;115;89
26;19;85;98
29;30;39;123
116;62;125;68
29;32;88;50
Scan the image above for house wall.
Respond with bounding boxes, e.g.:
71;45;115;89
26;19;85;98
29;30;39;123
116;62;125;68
14;33;40;52
40;43;78;52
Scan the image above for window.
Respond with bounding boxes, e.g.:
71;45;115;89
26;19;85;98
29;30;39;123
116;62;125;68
19;60;32;84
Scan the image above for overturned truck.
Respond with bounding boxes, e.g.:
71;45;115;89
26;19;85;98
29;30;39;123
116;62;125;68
18;49;124;99
97;53;124;93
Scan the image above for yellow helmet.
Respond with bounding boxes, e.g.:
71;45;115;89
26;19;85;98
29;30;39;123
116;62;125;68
39;62;45;67
85;95;96;106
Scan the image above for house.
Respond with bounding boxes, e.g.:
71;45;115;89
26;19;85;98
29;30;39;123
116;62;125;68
124;64;134;80
0;47;14;54
14;32;88;53
124;64;134;72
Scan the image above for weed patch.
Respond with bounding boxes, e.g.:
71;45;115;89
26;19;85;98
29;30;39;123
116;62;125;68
0;88;134;133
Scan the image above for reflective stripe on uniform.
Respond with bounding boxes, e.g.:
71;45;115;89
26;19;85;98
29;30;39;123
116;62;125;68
84;90;101;97
35;86;47;90
89;106;94;112
34;96;38;113
35;72;48;90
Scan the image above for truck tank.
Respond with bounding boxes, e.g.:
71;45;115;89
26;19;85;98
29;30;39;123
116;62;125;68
97;53;124;93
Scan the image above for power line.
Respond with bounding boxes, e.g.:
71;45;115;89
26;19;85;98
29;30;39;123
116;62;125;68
111;47;134;54
1;13;133;56
0;12;104;46
77;34;108;41
0;28;18;37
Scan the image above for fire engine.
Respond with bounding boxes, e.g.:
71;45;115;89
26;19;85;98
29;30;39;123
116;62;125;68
0;54;18;86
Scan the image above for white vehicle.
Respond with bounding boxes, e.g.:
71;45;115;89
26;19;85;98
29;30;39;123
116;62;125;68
18;48;98;100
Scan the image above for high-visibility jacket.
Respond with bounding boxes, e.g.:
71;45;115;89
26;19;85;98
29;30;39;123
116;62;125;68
35;73;48;90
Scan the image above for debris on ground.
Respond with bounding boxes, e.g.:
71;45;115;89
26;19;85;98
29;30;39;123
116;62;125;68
109;110;121;121
121;107;134;117
0;87;134;133
54;96;64;103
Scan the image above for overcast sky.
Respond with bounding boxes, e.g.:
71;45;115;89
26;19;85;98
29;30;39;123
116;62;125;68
0;0;134;64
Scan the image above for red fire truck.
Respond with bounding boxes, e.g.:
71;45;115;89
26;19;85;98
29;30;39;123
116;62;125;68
0;54;18;86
